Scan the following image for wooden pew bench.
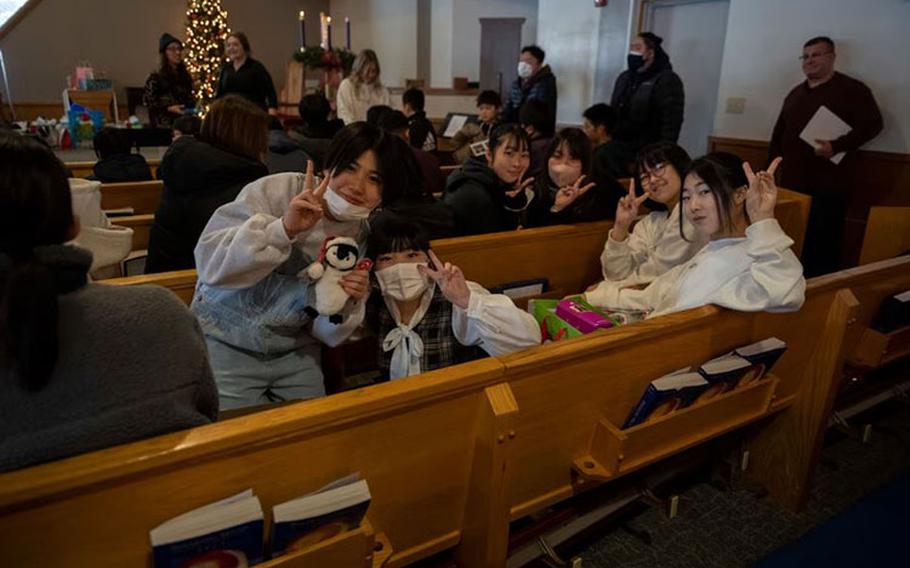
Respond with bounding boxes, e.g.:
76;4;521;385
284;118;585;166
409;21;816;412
100;180;163;216
67;159;161;180
858;206;910;265
0;261;866;567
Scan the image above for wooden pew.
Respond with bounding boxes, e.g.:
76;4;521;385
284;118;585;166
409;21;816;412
67;159;161;179
117;214;154;251
102;193;811;305
858;206;910;265
0;260;879;567
100;180;163;216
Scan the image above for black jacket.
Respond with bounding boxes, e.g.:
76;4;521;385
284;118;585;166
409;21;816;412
89;154;154;184
265;129;311;174
610;56;684;154
525;173;620;228
146;137;268;273
442;157;529;236
407;111;437;151
143;67;196;128
501;65;558;128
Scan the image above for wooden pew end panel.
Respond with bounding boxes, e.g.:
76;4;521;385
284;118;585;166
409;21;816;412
848;325;910;370
573;377;779;483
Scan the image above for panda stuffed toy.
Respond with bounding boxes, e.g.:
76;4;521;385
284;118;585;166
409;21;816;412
304;236;371;323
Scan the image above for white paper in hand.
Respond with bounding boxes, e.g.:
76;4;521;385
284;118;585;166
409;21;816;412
799;105;851;165
443;115;468;138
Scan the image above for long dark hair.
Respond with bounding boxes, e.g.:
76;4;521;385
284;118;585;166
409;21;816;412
0;135;75;390
324;122;424;206
158;52;194;86
680;152;748;240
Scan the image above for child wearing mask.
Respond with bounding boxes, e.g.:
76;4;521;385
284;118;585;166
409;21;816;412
363;218;541;381
192;123;424;409
526;127;623;227
585;153;805;318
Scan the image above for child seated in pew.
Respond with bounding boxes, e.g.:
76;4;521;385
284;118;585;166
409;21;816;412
444;124;536;236
192;123;424;409
584;152;805;318
451;90;502;164
88;127;154;184
601;142;705;286
171;114;201;142
362;218;541;380
0;135;217;472
524;127;624;227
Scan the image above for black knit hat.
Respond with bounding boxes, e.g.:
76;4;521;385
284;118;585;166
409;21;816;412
159;33;182;53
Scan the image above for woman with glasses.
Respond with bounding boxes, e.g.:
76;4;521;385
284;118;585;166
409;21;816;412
143;33;196;129
600;142;704;285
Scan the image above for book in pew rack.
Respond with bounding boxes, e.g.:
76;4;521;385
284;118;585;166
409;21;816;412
733;337;788;380
622;370;710;429
150;489;264;568
697;353;761;398
873;290;910;333
270;473;372;557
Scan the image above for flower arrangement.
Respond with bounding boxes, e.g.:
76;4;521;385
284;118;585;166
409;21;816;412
293;47;355;74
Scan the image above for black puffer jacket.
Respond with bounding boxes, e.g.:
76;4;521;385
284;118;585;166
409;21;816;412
610;55;685;153
442;157;529;236
89;154;154;184
146;136;267;273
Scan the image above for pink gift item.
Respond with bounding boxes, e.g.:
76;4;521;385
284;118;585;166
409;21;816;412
555;300;615;334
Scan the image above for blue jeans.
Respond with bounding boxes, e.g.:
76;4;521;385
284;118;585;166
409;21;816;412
205;337;325;410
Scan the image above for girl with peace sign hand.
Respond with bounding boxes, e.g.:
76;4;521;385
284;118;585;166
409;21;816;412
358;219;541;381
599;142;703;285
585;151;804;319
192;123;424;409
524;129;621;228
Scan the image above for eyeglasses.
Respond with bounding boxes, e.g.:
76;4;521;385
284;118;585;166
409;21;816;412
799;51;832;61
639;162;668;187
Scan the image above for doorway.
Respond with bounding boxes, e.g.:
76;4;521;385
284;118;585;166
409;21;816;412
643;0;729;156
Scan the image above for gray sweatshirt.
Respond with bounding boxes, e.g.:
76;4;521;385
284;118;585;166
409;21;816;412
0;283;218;473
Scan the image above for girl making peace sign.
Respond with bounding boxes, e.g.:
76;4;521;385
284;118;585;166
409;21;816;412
361;218;541;381
585;152;805;318
192;123;424;409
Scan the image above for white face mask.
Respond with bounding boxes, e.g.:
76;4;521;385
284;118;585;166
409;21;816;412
517;61;533;79
375;262;430;302
549;163;582;188
324;186;373;221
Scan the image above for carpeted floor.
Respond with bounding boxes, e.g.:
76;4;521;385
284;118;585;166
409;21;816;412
577;399;910;568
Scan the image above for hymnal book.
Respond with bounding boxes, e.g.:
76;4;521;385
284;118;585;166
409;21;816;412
103;206;135;217
622;372;710;429
798;105;851;165
150;489;264;568
270;475;371;557
733;337;787;382
698;354;760;398
492;278;549;301
873;289;910;333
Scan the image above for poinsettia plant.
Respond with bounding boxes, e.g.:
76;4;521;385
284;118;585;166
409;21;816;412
293;47;355;74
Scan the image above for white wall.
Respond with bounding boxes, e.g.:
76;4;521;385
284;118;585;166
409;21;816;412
329;0;417;88
429;0;454;88
448;0;538;83
713;0;910;153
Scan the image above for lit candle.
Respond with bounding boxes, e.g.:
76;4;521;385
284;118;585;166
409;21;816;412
327;16;333;50
298;11;306;51
345;17;351;50
319;12;327;49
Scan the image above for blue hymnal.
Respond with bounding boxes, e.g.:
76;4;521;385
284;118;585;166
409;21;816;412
270;476;371;557
733;337;787;380
698;354;757;395
150;490;264;568
623;372;709;429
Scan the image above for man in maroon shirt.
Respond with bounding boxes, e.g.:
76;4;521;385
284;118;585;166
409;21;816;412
769;36;883;276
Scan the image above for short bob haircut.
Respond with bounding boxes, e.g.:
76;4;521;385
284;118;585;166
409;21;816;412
299;93;332;126
402;88;425;112
679;151;749;240
519;99;555;137
488;123;531;156
633;141;692;210
544;128;593;184
366;217;430;262
322;122;424;207
93;127;133;160
199;94;268;162
351;49;382;85
476;90;502;108
521;45;546;64
582;103;616;133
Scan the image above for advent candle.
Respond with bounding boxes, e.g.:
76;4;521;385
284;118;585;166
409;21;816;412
345;17;351;50
298;11;306;51
327;16;333;50
319;12;327;49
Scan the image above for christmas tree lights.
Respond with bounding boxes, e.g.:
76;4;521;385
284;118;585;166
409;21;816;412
185;0;230;112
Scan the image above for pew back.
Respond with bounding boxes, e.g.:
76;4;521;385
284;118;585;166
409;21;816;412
858;206;910;265
99;181;163;216
67;160;161;179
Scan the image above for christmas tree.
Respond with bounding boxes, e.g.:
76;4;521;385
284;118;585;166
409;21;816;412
185;0;230;112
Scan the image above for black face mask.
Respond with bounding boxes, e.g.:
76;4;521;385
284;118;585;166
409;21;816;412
627;52;645;72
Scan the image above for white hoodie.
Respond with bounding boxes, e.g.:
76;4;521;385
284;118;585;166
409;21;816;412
68;178;133;278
